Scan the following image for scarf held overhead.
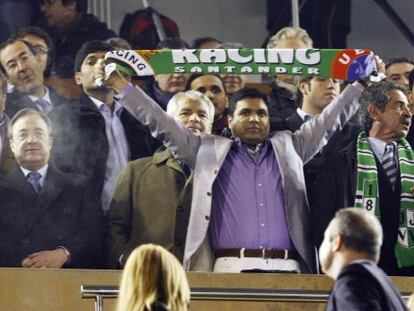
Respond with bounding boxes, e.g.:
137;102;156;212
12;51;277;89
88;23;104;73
103;48;377;81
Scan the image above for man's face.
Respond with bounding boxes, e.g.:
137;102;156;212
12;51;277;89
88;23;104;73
190;75;228;118
155;73;188;93
373;89;412;141
300;77;340;112
220;74;246;96
229;97;270;144
9;114;52;171
40;0;75;30
319;223;335;278
22;35;49;73
274;38;311;86
172;97;211;134
385;62;414;86
75;51;108;93
0;41;44;95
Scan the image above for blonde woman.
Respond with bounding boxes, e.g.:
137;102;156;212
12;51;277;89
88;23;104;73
117;244;190;311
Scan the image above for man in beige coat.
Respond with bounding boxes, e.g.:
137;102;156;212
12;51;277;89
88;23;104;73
106;90;214;268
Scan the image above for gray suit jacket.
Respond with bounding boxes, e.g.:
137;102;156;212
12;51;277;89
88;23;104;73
120;83;364;273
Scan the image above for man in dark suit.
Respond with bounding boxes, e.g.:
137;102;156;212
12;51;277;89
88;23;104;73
313;81;414;276
49;40;159;213
320;208;407;311
0;36;71;117
0;108;104;268
274;76;361;203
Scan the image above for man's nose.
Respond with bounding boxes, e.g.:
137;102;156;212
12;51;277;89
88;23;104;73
249;113;259;122
189;113;200;122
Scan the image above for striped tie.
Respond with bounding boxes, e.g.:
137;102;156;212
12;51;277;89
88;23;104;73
382;143;398;189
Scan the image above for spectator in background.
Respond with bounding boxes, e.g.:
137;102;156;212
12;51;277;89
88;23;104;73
312;81;414;276
320;208;407;311
266;26;313;120
186;73;229;136
192;36;222;49
0;37;71;117
14;26;54;78
39;0;115;78
0;109;104;268
49;40;159;214
385;57;414;87
106;90;214;268
216;42;247;97
141;38;190;110
117;244;190;311
0;72;15;177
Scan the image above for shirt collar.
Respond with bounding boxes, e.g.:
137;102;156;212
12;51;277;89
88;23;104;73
367;137;397;160
28;86;51;105
89;96;123;117
20;164;48;178
296;107;314;121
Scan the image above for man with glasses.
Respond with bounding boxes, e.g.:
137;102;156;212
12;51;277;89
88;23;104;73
0;36;71;117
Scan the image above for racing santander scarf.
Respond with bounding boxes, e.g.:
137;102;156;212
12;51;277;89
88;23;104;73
355;131;414;268
103;48;377;81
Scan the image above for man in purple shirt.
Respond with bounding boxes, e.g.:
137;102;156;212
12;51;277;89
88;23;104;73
98;62;369;273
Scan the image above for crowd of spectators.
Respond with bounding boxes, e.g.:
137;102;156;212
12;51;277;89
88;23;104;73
0;0;414;292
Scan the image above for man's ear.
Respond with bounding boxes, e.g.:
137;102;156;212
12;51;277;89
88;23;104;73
74;72;82;86
332;234;343;252
367;103;380;121
227;115;233;129
298;81;310;96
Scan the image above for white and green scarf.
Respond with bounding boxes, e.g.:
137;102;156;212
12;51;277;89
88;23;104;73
355;132;414;268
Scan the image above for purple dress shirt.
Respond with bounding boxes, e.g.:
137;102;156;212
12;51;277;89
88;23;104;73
209;139;294;251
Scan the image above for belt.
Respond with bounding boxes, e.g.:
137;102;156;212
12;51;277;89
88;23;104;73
214;248;299;260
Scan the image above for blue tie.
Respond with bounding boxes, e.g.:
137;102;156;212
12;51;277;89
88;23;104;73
27;172;42;193
303;115;311;122
34;99;51;114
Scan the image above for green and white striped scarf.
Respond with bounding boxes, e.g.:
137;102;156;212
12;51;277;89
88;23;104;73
355;131;414;268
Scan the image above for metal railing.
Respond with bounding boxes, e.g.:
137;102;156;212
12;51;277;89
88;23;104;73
81;285;413;311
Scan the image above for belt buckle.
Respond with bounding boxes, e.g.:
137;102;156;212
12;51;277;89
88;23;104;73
262;248;270;259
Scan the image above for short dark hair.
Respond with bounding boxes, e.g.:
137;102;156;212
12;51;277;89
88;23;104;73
329;208;383;262
185;73;225;91
74;40;113;72
358;81;408;132
13;26;54;70
192;37;221;49
409;70;414;90
8;108;52;139
0;38;37;76
157;38;189;49
385;56;414;70
228;87;268;116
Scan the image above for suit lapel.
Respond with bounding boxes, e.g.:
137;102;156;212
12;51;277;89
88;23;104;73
24;166;69;235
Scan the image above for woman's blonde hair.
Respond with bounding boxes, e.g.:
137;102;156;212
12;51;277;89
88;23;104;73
117;244;190;311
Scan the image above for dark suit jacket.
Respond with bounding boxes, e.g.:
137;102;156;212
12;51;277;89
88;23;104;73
49;92;160;198
4;86;72;117
0;165;104;268
274;111;361;198
327;261;407;311
312;141;414;276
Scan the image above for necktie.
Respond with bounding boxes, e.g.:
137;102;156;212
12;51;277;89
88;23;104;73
303;115;311;122
34;99;51;114
382;143;398;188
27;171;42;193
